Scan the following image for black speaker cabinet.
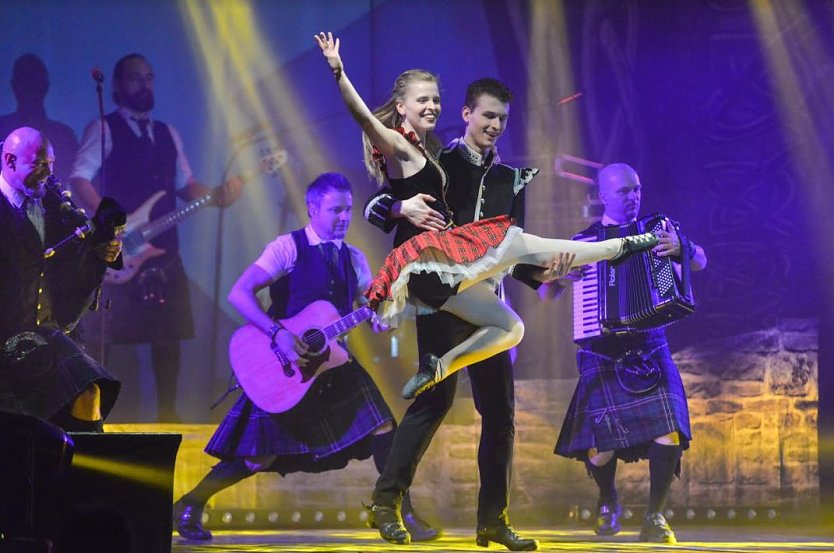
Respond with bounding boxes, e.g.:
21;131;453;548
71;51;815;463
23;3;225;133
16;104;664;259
38;432;181;553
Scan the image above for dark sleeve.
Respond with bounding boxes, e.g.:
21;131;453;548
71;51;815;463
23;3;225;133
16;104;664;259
511;264;542;290
49;239;108;331
511;181;526;228
508;169;541;290
363;186;398;234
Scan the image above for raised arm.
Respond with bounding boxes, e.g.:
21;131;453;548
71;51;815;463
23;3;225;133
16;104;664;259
314;32;411;162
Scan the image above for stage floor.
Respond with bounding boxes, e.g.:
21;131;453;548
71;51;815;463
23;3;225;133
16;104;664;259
173;526;834;552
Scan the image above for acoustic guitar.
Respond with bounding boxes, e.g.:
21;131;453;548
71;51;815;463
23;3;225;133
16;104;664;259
228;300;374;413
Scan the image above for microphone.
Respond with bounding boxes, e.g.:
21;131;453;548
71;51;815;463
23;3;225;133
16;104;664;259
91;68;105;84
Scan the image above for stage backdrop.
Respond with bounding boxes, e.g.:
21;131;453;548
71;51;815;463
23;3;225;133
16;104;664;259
2;0;829;461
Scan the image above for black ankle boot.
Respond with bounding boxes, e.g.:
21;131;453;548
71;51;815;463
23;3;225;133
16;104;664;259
365;503;410;544
400;493;441;542
639;512;676;543
611;231;660;263
594;502;622;536
401;354;441;399
476;524;538;551
174;499;212;541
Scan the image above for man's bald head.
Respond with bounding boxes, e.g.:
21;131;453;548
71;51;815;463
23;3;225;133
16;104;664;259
597;163;641;224
2;126;54;198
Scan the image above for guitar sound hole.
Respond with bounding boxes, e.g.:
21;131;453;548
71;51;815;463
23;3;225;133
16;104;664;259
302;329;327;354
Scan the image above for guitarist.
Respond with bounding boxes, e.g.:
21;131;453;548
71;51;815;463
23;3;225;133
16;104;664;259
69;53;242;422
173;173;437;542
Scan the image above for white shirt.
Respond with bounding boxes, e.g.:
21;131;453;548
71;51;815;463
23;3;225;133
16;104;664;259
70;106;194;188
254;224;372;294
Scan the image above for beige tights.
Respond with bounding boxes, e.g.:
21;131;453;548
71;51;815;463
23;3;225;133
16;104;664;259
429;233;622;383
458;232;623;294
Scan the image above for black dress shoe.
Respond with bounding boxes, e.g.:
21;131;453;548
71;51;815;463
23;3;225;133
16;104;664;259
476;525;538;551
401;354;441;399
365;503;411;545
594;503;622;536
639;512;676;543
611;231;660;264
402;509;442;541
174;501;212;541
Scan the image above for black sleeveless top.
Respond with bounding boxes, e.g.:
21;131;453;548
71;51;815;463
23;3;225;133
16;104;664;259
388;161;452;248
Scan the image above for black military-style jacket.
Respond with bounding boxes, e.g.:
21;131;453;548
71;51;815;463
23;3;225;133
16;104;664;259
363;138;540;289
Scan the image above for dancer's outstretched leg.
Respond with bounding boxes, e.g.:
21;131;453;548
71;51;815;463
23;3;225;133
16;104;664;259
402;283;523;399
402;230;658;399
458;231;657;294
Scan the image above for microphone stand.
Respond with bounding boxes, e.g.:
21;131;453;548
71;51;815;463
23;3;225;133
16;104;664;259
93;70;109;365
207;139;251;408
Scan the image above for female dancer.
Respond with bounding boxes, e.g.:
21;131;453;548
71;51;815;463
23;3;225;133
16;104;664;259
315;32;657;400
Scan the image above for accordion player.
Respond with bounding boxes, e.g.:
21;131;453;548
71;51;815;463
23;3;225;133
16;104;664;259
572;213;696;343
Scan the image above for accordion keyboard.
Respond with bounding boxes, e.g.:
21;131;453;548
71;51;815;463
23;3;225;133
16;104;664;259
572;234;602;341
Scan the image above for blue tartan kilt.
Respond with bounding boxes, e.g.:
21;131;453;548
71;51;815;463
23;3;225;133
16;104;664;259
555;340;691;462
0;328;120;421
205;358;393;475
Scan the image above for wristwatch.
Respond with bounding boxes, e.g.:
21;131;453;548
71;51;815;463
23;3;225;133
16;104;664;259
268;321;284;340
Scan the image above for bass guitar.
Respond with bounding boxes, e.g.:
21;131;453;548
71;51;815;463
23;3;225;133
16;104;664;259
104;149;288;284
228;300;374;413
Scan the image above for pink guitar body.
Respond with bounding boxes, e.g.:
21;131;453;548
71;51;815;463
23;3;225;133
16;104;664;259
229;301;357;414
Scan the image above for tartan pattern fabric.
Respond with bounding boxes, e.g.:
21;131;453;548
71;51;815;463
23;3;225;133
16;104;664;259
366;215;517;317
0;329;120;421
555;339;691;462
205;358;392;474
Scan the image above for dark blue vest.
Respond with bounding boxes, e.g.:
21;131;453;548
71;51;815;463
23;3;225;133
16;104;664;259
267;229;358;319
103;112;179;255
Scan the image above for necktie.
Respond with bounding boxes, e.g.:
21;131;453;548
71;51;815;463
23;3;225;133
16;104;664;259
322;242;342;280
22;197;45;241
132;117;152;145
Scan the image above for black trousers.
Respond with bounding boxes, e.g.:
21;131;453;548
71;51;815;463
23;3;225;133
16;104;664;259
373;310;515;527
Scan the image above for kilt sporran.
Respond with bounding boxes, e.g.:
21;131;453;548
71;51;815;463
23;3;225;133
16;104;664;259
614;347;664;394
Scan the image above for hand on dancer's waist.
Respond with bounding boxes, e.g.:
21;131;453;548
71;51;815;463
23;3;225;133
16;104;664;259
395;193;446;231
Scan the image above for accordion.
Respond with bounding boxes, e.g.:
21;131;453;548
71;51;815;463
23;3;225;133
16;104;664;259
572;213;695;343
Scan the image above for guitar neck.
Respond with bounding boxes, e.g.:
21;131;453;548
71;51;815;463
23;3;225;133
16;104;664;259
139;192;216;242
324;306;374;340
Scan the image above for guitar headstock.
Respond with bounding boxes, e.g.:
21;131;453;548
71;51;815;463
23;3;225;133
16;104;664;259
259;148;289;176
235;147;289;184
